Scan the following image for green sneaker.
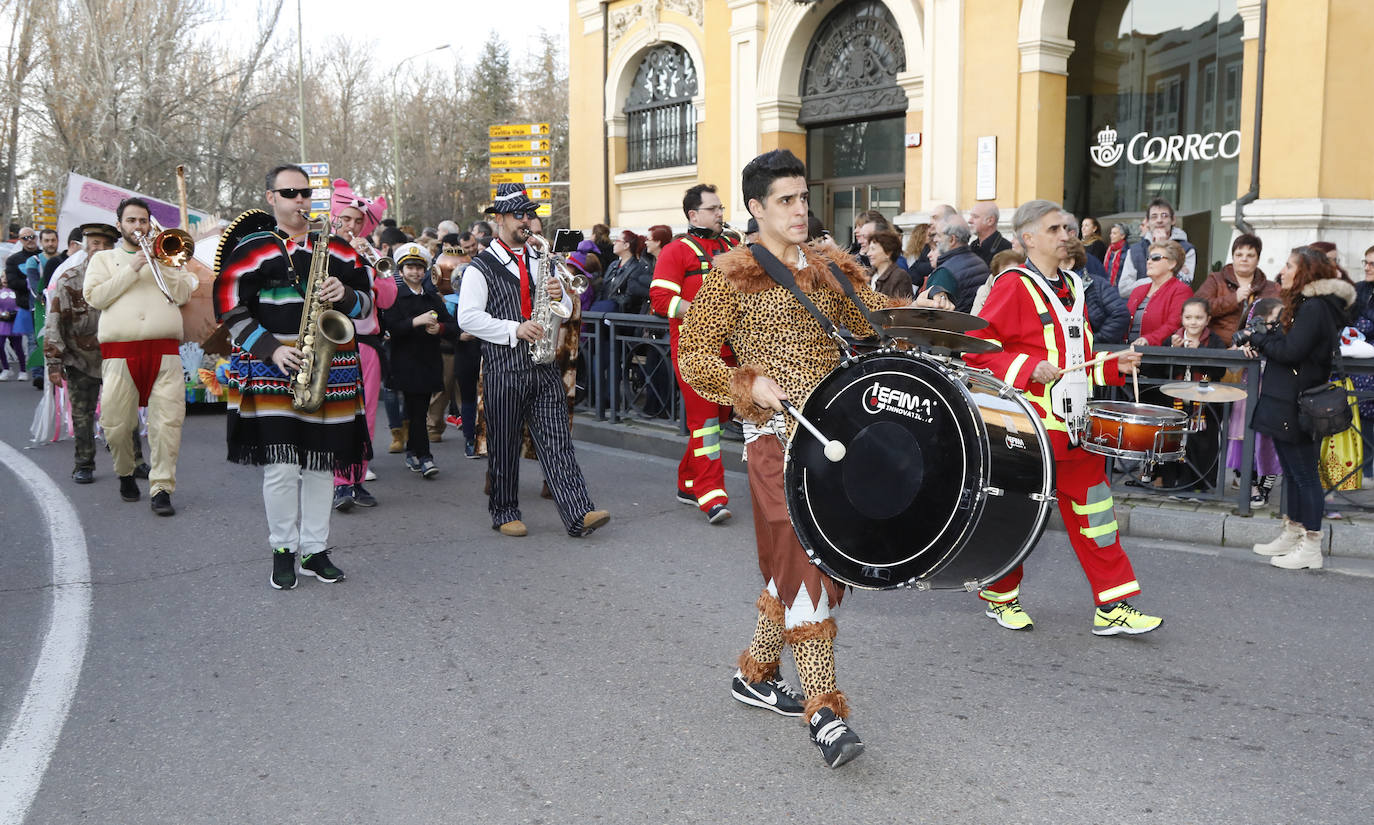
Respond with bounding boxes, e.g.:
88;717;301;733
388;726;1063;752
984;598;1034;631
1092;601;1162;636
299;551;345;583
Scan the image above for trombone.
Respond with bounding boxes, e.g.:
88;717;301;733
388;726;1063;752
133;217;195;304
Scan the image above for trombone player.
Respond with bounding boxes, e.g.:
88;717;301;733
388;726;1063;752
84;197;197;515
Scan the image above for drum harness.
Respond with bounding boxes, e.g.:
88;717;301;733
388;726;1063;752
746;244;887;447
1016;264;1090;445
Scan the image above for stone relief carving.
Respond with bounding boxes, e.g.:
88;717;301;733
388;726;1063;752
608;0;705;52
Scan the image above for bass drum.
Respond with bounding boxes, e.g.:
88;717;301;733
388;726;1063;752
784;351;1056;591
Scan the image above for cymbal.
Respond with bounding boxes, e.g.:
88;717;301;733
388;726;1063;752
1159;381;1247;403
872;307;988;333
883;326;1003;354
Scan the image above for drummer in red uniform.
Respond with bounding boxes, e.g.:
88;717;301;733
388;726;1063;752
651;184;738;524
964;199;1163;636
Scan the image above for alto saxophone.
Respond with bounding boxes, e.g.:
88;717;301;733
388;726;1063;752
290;210;356;412
526;232;571;365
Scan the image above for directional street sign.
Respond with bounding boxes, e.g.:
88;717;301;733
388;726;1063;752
302;162;331;218
488;123;551;138
490;156;551;169
489;138;552;154
535;204;551;217
301;162;330;177
491;188;552;201
489;171;551;185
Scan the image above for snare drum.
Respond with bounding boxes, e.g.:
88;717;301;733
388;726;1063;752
1079;401;1189;463
783;350;1056;592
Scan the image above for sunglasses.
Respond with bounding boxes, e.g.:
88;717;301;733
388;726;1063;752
510;211;537;220
1148;253;1173;262
18;234;35;241
272;187;312;199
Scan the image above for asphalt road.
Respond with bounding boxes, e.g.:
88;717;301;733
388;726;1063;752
1;381;1371;825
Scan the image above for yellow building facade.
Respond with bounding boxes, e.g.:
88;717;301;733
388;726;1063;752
569;0;1374;275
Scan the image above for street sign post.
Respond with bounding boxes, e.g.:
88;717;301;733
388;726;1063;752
302;163;331;220
489;139;551;154
488;172;551;185
490;156;551;169
491;188;552;201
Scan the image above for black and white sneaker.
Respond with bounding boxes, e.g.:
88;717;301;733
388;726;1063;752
730;669;804;717
299;550;345;583
707;504;731;524
675;489;696;506
271;549;297;590
808;708;864;768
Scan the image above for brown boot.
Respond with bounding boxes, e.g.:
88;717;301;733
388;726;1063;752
388;427;404;454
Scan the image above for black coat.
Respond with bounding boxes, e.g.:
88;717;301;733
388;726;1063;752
603;255;652;313
930;245;991;313
1081;266;1128;344
1249;278;1355;443
382;285;458;394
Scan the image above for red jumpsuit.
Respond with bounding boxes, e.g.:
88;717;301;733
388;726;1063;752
651;233;736;513
964;267;1143;607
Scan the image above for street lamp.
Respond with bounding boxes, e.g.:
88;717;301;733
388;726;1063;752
391;44;452;227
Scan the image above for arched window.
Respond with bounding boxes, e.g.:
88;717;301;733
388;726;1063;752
798;0;906;126
624;44;698;172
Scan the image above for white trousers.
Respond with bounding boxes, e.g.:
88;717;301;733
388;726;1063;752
263;463;332;556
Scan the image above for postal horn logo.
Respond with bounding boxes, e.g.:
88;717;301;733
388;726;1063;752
1090;125;1125;167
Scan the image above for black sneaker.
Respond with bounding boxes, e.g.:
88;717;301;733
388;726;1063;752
675;489;696;506
352;484;378;507
707;504;732;524
808;708;864;768
132;462;151;479
405;454;423;473
72;468;94;484
150;491;175;516
119;475;140;502
299;550;345;583
420;457;439;479
730;669;804;717
333;484;354;512
271;549;297;590
465;439;480;459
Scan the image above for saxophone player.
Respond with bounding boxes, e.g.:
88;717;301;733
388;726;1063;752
213;164;375;590
456;184;610;538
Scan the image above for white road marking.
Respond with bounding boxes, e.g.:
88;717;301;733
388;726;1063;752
0;440;91;825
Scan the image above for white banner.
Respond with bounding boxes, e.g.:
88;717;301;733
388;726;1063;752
56;172;212;243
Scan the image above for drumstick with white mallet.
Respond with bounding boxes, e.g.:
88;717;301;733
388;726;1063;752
781;400;846;462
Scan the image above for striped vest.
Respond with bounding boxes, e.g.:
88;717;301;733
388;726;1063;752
469;249;537;373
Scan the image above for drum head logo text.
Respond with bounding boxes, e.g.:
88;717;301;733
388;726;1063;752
861;380;935;422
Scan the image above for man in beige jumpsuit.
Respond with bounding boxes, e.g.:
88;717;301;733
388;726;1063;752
84;197;196;515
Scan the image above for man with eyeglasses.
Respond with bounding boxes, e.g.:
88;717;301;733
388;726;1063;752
457;183;610;539
3;227;39;375
650;182;738;524
214;164;375;590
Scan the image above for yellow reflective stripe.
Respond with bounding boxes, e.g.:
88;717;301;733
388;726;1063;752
651;278;681;293
1093;359;1106;385
1097;581;1140;603
1019;278;1060;364
1005;353;1030;388
684;480;694;488
697;488;727;504
1072;497;1115;516
694;444;720;457
980;586;1019;602
668;296;683;317
1041;416;1068;432
692;424;721;437
1080;521;1118;539
982;336;1002;348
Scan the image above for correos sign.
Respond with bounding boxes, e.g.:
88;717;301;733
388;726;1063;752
1089;125;1242;167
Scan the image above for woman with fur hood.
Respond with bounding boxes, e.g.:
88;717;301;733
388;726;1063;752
1247;246;1356;571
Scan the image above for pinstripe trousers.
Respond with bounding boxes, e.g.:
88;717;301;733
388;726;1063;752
484;363;594;533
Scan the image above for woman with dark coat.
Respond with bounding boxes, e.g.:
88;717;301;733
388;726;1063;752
382;246;459;478
1247;247;1356;571
1064;236;1127;344
602;230;653;314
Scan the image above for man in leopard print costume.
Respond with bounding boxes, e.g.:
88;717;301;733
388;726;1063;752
679;149;895;768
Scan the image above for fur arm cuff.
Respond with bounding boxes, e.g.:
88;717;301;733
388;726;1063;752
730;364;773;424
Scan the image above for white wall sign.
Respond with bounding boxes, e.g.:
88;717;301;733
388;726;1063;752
905;132;922;148
976;136;997;201
1090;125;1242;168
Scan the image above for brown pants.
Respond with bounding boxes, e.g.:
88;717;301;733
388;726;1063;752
746;436;844;613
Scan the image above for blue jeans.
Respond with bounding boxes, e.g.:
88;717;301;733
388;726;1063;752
382;387;404;430
1273;438;1323;532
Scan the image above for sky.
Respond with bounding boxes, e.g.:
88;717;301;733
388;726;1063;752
220;0;571;79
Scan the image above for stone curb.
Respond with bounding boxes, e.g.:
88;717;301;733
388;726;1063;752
572;416;1374;561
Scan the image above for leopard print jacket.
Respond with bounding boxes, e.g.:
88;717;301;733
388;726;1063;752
678;243;892;437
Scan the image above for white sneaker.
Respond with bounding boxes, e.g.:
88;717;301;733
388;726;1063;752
0;369;14;381
364;469;376;481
